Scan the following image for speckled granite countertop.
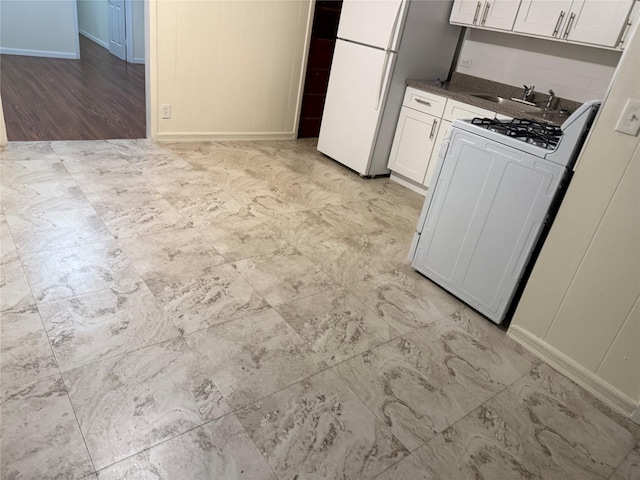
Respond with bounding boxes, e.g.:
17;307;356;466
406;73;583;126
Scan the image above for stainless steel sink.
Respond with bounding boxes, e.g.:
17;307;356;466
468;93;547;113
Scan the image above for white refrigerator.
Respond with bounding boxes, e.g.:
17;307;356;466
317;0;461;176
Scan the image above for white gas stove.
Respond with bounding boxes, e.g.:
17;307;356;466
409;100;601;324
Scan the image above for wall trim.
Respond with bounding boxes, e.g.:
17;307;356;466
131;57;145;65
156;131;297;142
79;30;109;50
508;325;639;418
0;48;79;60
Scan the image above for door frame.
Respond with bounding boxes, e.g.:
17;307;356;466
145;0;156;140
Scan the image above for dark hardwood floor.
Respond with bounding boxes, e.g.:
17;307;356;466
1;36;145;141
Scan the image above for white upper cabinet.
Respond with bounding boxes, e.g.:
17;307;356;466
450;0;521;30
457;0;636;49
565;0;636;47
513;0;573;37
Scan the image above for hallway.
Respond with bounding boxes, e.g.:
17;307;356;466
0;36;145;141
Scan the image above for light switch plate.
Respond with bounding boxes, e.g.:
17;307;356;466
614;98;640;136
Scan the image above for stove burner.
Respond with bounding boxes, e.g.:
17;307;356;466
471;118;562;150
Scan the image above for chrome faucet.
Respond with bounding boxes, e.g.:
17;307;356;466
522;84;535;102
545;89;557;110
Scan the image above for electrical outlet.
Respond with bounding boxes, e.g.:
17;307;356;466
615;98;640;136
459;57;472;68
161;104;171;119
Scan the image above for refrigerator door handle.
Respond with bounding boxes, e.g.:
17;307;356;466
387;0;405;51
376;51;391;111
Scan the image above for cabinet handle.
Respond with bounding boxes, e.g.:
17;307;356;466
562;12;575;38
473;1;482;24
415;98;432;107
429;119;438;140
481;2;490;26
553;10;565;36
618;18;633;47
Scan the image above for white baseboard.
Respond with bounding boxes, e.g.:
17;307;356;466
390;172;428;196
78;30;108;50
0;47;78;60
156;131;297;142
508;325;639;418
131;57;145;65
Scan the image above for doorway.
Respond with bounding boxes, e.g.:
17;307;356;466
297;0;342;138
0;0;145;141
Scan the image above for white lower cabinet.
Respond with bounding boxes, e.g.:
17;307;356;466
387;107;440;183
388;87;501;189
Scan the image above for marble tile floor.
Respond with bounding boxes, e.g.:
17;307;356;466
0;139;638;480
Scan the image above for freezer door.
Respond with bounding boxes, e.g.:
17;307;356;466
412;128;566;323
318;40;395;175
337;0;407;50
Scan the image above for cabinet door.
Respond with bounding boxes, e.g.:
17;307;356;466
423;120;451;188
482;0;521;30
619;1;639;49
387;107;439;183
513;0;573;37
565;0;634;47
450;0;485;26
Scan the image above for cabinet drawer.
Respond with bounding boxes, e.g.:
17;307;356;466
403;87;447;117
443;99;496;122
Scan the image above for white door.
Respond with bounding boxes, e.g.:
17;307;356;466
318;40;394;175
108;0;126;60
337;0;406;50
566;0;634;47
513;0;573;37
483;0;522;30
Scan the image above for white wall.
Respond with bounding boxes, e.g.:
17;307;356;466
456;29;621;103
509;23;640;417
154;0;313;140
77;0;109;48
0;0;80;59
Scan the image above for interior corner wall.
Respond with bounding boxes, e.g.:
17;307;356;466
77;0;109;48
0;0;80;59
456;29;622;103
155;0;312;140
509;23;640;415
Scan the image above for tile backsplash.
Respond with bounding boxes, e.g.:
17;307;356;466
456;29;622;103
